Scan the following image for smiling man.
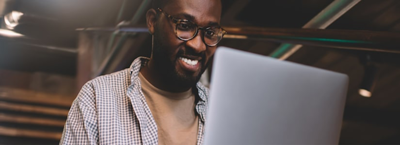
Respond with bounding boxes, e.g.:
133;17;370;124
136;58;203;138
60;0;224;144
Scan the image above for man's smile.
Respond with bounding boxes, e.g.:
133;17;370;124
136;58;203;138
178;57;202;72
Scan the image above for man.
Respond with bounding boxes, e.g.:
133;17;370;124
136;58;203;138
60;0;225;144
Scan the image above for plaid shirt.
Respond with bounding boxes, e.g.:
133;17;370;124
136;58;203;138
60;57;209;145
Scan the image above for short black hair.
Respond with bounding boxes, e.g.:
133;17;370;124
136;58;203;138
151;0;222;14
151;0;168;9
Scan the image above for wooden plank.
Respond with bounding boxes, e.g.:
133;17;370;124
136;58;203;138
0;69;31;90
0;113;65;127
0;101;69;116
0;87;74;108
0;126;62;140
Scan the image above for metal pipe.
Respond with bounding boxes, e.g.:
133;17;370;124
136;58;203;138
130;0;152;24
96;33;128;76
269;0;361;59
116;0;128;23
77;26;400;54
223;26;400;54
106;0;129;54
76;27;149;32
107;0;150;52
107;0;129;53
96;0;151;76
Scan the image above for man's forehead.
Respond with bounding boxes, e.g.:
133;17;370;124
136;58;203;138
163;0;222;25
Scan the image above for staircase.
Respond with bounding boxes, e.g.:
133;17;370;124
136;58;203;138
0;87;74;144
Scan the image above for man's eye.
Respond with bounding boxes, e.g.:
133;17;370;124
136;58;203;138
205;30;215;37
177;23;192;31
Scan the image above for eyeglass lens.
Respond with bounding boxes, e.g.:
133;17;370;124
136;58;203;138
175;21;223;46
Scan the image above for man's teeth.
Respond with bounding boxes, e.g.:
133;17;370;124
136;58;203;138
180;57;198;66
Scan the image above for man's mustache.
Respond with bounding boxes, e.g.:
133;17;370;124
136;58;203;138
178;48;205;61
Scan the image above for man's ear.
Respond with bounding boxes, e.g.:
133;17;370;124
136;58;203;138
146;9;157;34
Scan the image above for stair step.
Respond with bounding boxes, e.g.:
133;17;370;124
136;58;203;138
0;101;69;116
0;87;74;108
0;113;65;127
0;126;62;140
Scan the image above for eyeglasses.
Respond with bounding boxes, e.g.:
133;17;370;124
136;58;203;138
157;8;226;47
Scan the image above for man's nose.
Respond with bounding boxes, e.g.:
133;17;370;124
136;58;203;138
186;33;206;53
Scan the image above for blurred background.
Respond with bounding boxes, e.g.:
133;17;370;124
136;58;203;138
0;0;400;144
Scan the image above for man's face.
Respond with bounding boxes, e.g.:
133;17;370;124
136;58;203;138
151;0;222;87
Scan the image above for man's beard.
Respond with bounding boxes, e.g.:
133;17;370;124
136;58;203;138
151;40;208;88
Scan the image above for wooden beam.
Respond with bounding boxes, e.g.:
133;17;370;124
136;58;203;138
223;27;400;54
0;113;65;127
0;87;74;108
0;101;69;116
0;126;62;140
79;26;400;54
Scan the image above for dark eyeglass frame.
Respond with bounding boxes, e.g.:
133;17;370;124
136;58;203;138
157;8;226;47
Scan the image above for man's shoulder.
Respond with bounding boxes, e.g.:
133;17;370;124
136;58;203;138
77;68;132;100
89;68;131;86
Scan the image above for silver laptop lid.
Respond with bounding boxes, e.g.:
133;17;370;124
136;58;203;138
204;46;348;145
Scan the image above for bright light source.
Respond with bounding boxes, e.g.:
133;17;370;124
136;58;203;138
0;29;24;38
4;11;24;30
359;54;377;98
359;89;371;98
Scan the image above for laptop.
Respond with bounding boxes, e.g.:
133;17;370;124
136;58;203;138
203;46;349;145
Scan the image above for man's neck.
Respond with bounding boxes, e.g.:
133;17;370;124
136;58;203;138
140;60;192;93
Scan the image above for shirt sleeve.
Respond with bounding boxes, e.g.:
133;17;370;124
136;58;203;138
60;82;98;145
